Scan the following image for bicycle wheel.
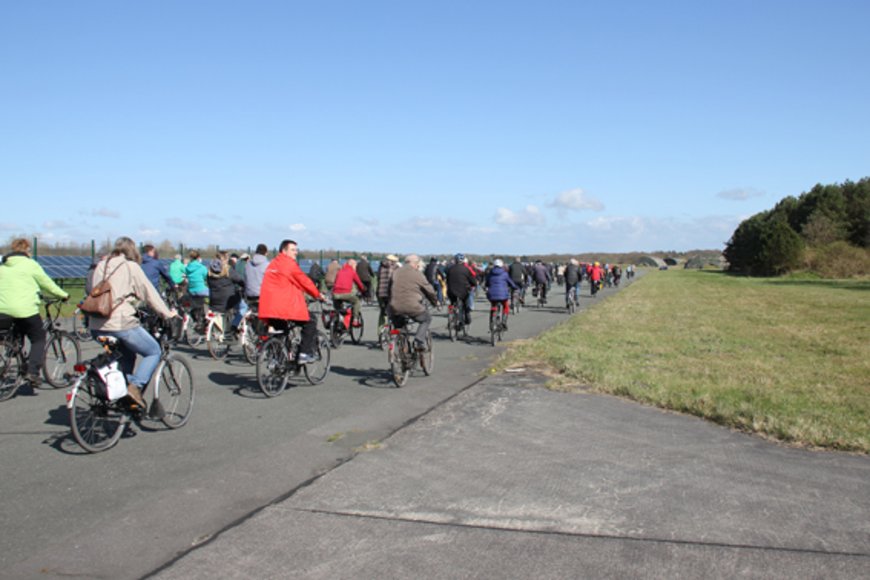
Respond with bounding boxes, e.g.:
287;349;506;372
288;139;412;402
447;310;457;342
207;316;230;360
489;314;498;347
304;333;331;385
72;310;91;341
0;344;23;401
184;316;205;347
69;375;127;453
257;337;290;397
43;332;81;388
329;318;345;349
349;312;364;344
390;336;409;387
154;354;194;429
420;332;434;376
241;322;259;365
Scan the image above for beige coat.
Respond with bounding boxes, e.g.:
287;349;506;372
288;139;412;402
388;264;437;316
88;255;172;331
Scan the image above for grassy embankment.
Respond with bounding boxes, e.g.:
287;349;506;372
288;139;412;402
499;269;870;453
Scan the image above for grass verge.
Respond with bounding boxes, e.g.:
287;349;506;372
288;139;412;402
499;270;870;453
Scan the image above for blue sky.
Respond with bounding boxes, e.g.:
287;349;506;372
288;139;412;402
2;0;868;255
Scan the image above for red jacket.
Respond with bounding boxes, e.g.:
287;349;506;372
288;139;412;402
333;263;365;295
258;253;322;321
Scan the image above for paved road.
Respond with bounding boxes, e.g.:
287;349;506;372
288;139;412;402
152;371;870;579
1;282;600;579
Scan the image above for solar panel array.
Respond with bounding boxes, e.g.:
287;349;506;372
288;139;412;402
36;256;94;280
34;256;175;280
28;256;381;280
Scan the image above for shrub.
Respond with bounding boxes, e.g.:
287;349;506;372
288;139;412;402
805;241;870;278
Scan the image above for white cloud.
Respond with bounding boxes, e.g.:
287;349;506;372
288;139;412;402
43;220;72;230
549;188;604;211
289;223;307;232
138;228;162;238
93;208;120;218
717;187;764;201
495;205;545;226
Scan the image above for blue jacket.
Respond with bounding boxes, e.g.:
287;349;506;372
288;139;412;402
485;266;518;301
141;254;175;292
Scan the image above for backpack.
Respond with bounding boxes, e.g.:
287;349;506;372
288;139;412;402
80;261;125;317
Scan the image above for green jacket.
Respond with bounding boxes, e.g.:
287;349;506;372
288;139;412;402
169;259;186;284
0;253;69;318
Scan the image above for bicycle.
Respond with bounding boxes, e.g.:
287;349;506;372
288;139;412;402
72;305;92;342
566;284;578;314
446;299;468;342
387;315;433;387
377;317;394;351
256;322;331;397
167;292;206;348
1;298;82;400
489;304;507;346
237;304;261;365
66;311;194;453
321;299;363;349
42;298;83;388
535;283;547;308
510;287;524;315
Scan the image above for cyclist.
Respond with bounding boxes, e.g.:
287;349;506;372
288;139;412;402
508;257;526;307
207;252;246;335
0;238;70;389
87;237;177;407
485;259;518;330
185;250;209;330
389;254;438;350
168;254;187;293
564;258;581;308
258;239;325;364
446;254;476;327
532;260;551;304
141;244;176;294
244;243;270;304
376;254;400;337
589;261;604;296
324;259;340;292
355;257;375;304
332;259;366;324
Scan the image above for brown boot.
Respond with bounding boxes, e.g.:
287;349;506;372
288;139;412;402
126;384;145;407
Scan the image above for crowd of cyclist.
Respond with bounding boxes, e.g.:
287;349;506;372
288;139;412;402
1;235;633;406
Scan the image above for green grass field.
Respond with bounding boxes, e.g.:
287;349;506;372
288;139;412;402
500;269;870;453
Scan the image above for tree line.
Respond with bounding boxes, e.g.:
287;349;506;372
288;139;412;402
724;178;870;276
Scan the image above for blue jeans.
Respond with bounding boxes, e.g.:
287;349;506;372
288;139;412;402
232;298;248;328
92;326;162;390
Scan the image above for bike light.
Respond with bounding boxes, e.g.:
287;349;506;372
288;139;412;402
390;329;401;335
65;392;72;403
73;364;87;373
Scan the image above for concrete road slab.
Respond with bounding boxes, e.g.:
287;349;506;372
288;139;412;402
152;371;870;579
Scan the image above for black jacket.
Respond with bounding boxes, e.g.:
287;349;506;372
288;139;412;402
446;262;476;299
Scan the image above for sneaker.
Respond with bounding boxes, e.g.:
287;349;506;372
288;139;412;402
351;320;362;328
26;373;42;388
297;352;318;364
126;384;145;407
